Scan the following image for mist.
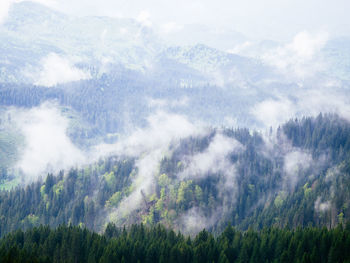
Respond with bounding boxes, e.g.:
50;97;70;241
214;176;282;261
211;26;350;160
0;0;349;236
105;111;207;221
32;53;91;87
7;103;85;182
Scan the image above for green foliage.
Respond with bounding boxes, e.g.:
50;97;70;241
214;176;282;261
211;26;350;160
24;214;39;226
158;173;170;188
0;177;20;191
53;179;64;196
105;191;122;208
303;183;312;197
103;171;116;189
0;224;350;263
194;185;203;202
0;114;350;238
274;194;284;208
177;180;193;206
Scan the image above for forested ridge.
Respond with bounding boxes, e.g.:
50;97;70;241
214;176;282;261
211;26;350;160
1;2;350;262
1;223;350;263
0;114;350;238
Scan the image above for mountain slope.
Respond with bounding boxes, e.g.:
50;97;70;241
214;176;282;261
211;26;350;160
0;114;349;236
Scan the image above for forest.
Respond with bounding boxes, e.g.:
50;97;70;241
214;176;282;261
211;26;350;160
1;1;350;261
1;223;350;262
0;114;349;238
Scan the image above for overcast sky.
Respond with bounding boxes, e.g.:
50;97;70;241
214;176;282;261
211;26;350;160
2;0;350;41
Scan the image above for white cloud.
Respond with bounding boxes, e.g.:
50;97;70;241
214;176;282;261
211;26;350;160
136;10;152;27
160;22;183;34
180;133;244;213
251;87;350;129
117;111;204;156
13;103;85;181
104;111;206;219
180;133;243;179
120;27;128;35
251;98;296;128
262;31;328;78
177;207;220;235
34;53;91;87
227;41;253;55
0;0;11;25
314;196;331;213
283;150;312;190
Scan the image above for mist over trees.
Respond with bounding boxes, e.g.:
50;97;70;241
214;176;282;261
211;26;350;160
1;1;350;262
0;114;349;239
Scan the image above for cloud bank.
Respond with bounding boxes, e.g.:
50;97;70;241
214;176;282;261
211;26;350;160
105;111;206;219
251;87;350;129
314;196;331;213
33;53;91;87
180;133;243;180
283;150;312;191
13;103;85;181
262;31;328;79
0;0;12;25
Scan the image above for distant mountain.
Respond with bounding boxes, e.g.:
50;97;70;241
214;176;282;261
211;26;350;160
0;1;275;87
322;36;350;81
158;23;249;51
0;1;161;83
1;1;350;197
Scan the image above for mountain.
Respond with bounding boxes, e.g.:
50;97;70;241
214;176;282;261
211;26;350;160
0;114;349;237
0;1;161;83
322;36;350;81
1;1;350;190
1;1;350;248
159;23;249;51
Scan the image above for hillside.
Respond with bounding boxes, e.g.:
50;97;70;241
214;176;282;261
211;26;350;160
0;114;349;237
1;224;350;262
0;1;350;261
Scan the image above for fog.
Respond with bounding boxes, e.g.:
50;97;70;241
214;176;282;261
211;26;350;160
33;53;91;87
0;0;349;234
9;103;86;182
103;111;207;220
2;0;350;44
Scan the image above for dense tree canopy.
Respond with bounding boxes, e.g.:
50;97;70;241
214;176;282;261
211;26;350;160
1;223;350;263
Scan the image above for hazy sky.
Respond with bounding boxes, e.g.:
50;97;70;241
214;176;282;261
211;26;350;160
2;0;350;41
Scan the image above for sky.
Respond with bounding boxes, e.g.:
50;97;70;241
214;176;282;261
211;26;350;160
1;0;350;41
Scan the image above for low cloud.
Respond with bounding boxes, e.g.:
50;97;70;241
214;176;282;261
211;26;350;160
180;133;243;180
177;207;221;235
160;22;184;34
314;196;331;213
251;97;295;129
13;103;85;181
0;0;11;25
32;53;91;87
136;10;152;27
227;41;253;55
283;150;312;191
179;133;244;217
106;111;206;219
251;87;350;129
262;31;328;79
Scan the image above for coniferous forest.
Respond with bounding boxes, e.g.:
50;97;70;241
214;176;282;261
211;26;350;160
1;224;350;263
1;1;350;262
0;114;350;261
